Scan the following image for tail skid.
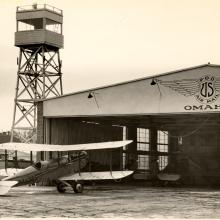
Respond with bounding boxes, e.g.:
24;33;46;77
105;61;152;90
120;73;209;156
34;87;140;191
0;181;18;195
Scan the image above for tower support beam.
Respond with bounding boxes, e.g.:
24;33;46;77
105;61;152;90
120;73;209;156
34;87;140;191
11;45;63;143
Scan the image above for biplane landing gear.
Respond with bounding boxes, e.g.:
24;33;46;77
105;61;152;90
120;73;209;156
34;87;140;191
72;182;84;193
56;183;66;193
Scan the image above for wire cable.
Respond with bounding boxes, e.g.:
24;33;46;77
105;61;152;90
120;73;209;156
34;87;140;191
160;116;210;139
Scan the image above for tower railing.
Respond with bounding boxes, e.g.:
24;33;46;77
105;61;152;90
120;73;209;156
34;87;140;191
17;4;62;15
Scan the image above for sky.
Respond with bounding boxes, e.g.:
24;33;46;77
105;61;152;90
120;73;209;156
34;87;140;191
0;0;220;131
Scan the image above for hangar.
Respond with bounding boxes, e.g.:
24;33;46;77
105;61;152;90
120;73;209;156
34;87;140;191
36;64;220;186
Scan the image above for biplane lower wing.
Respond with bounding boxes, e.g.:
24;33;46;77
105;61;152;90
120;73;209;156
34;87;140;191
0;180;18;195
0;140;132;152
59;171;134;181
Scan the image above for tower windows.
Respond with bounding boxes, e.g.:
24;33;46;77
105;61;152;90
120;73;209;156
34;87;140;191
46;18;62;34
17;18;62;34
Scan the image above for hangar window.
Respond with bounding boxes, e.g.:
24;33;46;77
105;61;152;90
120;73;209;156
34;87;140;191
157;130;169;170
122;126;127;169
138;155;149;170
157;130;168;151
158;155;168;170
137;128;150;151
137;128;150;170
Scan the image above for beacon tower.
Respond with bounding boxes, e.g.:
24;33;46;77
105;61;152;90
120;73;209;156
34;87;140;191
11;4;63;142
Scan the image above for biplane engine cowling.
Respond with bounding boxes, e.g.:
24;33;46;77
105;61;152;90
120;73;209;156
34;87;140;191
34;161;50;170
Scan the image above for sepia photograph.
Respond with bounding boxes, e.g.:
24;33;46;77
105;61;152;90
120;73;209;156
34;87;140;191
0;0;220;218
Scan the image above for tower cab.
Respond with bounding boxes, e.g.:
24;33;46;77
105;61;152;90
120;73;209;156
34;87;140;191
15;4;63;49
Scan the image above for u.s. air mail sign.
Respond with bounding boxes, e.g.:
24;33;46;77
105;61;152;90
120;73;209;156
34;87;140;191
158;74;220;112
43;65;220;117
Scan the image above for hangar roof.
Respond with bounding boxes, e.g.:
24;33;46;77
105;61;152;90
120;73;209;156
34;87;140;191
42;63;220;116
43;63;219;101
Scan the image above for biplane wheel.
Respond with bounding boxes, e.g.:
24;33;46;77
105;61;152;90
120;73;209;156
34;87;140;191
73;183;84;193
57;183;66;193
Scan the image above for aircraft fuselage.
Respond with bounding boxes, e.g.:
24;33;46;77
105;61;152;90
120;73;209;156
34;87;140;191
3;151;88;186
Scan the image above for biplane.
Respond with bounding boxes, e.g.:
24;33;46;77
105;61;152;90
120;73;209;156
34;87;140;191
0;140;133;195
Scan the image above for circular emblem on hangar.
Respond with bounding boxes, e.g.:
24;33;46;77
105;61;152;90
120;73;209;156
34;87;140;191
158;74;220;105
196;75;219;104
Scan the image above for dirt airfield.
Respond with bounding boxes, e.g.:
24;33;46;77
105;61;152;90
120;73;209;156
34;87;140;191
1;185;220;218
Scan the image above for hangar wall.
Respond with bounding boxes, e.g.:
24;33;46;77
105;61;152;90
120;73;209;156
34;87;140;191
37;113;123;170
49;118;122;170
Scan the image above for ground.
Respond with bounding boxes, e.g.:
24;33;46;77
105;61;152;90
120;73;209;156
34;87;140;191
1;184;220;218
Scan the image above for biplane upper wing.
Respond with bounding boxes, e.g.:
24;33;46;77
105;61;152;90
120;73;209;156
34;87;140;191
0;140;132;152
59;171;134;181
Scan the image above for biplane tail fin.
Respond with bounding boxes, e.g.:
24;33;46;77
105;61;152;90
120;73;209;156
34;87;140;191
0;180;18;195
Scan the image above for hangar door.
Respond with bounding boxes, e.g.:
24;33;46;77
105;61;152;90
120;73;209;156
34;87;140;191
43;118;123;171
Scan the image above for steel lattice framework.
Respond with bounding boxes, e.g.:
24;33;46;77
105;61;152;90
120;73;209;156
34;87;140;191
11;45;63;142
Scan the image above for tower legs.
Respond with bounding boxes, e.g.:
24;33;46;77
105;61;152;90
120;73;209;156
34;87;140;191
10;45;63;144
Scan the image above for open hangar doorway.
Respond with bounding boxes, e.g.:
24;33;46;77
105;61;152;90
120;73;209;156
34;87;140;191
42;112;220;186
